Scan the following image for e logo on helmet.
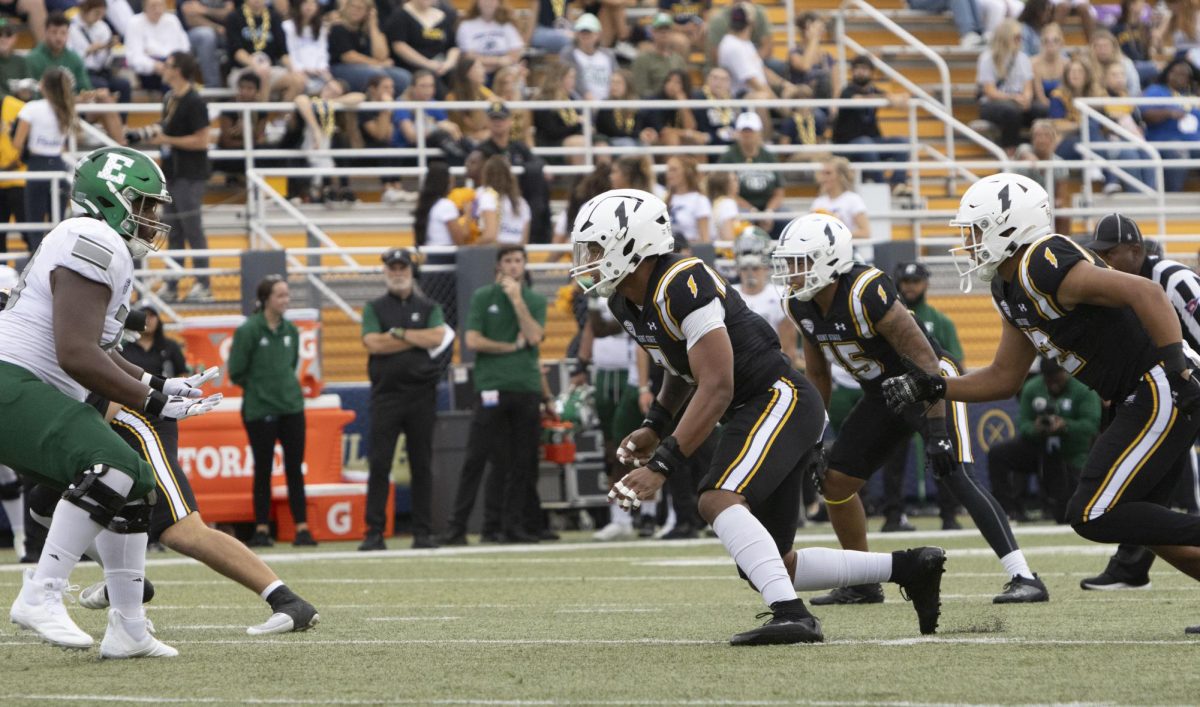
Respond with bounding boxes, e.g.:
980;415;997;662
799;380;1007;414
97;153;136;185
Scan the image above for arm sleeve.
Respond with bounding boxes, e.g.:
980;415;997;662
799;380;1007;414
428;304;445;327
361;301;382;335
1017;237;1089;318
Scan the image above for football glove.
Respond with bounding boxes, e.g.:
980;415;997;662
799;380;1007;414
924;422;957;480
882;358;946;414
1159;343;1200;416
145;366;221;400
144;391;223;421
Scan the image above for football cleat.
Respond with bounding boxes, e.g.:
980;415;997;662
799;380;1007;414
729;599;824;646
1186;624;1199;635
895;547;947;635
881;515;916;533
10;569;93;649
810;583;885;605
78;578;156;610
592;522;635;542
100;609;178;659
1079;572;1150;591
247;597;320;636
993;574;1050;604
358;532;387;552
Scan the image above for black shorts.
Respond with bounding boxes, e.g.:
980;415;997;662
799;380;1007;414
828;357;973;480
699;368;827;555
1068;366;1200;525
109;410;197;541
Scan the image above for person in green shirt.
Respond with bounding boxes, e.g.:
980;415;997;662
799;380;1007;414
718;113;784;237
27;13;93;92
443;245;548;545
988;357;1101;524
228;275;316;549
630;13;686;99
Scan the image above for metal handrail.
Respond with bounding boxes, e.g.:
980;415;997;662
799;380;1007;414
1074;100;1167;237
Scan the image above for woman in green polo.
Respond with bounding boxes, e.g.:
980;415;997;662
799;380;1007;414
229;275;315;548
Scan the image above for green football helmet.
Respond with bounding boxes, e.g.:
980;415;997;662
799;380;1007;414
72;146;172;258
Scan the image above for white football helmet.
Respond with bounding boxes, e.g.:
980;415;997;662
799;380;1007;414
734;227;774;270
570;189;674;298
771;213;855;301
950;173;1052;291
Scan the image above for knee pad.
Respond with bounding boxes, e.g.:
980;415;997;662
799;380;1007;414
62;465;129;528
108;490;158;534
0;479;22;501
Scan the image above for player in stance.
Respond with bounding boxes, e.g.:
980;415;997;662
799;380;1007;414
0;146;222;657
774;213;1047;605
571;189;947;645
884;173;1200;635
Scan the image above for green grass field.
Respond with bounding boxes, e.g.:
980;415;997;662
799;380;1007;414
0;519;1196;706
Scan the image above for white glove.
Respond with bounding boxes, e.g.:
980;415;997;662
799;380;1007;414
152;367;220;399
157;393;223;421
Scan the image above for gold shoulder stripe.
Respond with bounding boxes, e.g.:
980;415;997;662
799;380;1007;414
653;257;702;341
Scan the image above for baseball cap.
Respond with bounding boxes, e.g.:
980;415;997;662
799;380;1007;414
734;112;763;132
652;12;674;29
574;13;600;33
381;247;415;267
1081;213;1143;252
894;262;931;282
730;5;749;30
486;101;511;119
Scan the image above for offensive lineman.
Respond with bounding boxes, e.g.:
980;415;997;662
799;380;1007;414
884;173;1200;635
0;146;222;656
571;189;947;645
773;213;1047;604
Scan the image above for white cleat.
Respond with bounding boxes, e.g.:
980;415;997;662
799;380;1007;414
100;609;178;659
592;522;636;542
9;569;93;649
78;581;110;610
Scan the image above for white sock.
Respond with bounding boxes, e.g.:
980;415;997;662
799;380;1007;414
711;505;796;606
610;507;633;528
791;547;894;591
640;500;658;519
95;529;149;641
1000;550;1035;580
25;500;102;604
260;580;284;602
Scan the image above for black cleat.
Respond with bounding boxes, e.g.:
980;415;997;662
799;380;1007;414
729;599;824;646
1079;571;1150;591
502;529;540;544
358;532;387;552
993;574;1049;604
811;583;885;606
411;534;439;549
292;529;318;547
881;515;916;533
1186;624;1199;635
439;532;468;546
895;547;946;635
941;517;962;531
247;531;274;548
661;524;699;540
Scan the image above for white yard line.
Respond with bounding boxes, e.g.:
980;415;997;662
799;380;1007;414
0;696;1149;707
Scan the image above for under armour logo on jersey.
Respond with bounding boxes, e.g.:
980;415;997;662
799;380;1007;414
97;153;136;184
411;312;420;322
834;323;847;331
648;322;657;331
1018;304;1027;312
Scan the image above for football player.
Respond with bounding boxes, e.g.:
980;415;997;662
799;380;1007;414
0;146;222;657
884;173;1200;635
773;213;1047;605
731;228;796;364
571;189;947;645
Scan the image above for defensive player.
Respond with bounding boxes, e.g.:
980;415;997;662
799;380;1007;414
571;189;947;645
884;173;1200;635
0;146;221;656
730;228;796;364
773;213;1047;605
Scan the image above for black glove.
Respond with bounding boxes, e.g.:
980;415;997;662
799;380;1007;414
1160;343;1200;416
924;422;957;480
882;358;947;414
804;442;828;495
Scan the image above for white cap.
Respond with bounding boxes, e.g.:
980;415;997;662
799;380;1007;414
574;13;601;32
734;112;762;132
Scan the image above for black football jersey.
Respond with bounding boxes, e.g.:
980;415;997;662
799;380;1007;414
607;254;788;409
991;234;1157;401
786;263;942;395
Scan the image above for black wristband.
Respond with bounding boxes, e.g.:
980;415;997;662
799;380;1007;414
141;371;166;392
641;400;674;437
1159;342;1190;375
646;435;686;478
143;390;168;417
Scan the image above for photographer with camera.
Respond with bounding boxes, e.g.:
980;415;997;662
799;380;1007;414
987;357;1101;524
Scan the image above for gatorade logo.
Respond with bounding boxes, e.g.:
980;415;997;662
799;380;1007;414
97;153;135;185
327;502;352;535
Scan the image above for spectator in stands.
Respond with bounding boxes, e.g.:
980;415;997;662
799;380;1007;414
384;0;458;85
717;4;782;99
1098;61;1157;193
1014;119;1072;233
789;12;836;97
662;0;709;57
706;2;778;76
358;74;409;203
328;0;410;93
778;84;828;153
833;55;911;196
12;66;72;251
561;13;615;101
226;0;307;100
0;82;24;251
532;62;585;162
977;19;1043;153
27;13;94;92
1114;0;1169;89
0;0;46;44
446;55;496;146
394;68;461;151
988;357;1101;523
456;0;523;79
450;148;484;240
125;0;191;92
414;161;468;246
1031;22;1066;107
594;68;642;147
283;0;332;95
665;156;710;244
527;0;574;55
475;154;530;245
0;19;28;100
692;66;735;149
1171;0;1200;61
1052;0;1096;43
105;0;134;36
283;79;362;204
443;245;547;545
1018;0;1053;55
491;64;533;144
906;0;985;47
1090;29;1142;97
707;171;743;242
1141;57;1200;191
359;247;448;551
811;156;870;239
552;161;609;247
217;73;266;181
481;101;550;243
640;69;706;147
978;0;1022;41
609;153;657;195
1047;56;1103;159
593;0;629;50
178;0;233;87
718;112;784;237
631;13;685;98
68;0;129;104
230;275;316;549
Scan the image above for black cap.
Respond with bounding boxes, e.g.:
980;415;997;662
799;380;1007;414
1081;213;1143;253
381;247;415;267
894;261;930;282
486;101;511;119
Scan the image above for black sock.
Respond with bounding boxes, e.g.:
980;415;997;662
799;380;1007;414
771;598;812;616
890;550;916;586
